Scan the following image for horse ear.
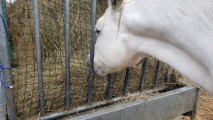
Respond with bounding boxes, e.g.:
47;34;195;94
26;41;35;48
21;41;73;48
110;0;123;9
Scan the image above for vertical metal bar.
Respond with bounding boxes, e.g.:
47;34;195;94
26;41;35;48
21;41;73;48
64;0;70;111
123;67;131;95
107;74;112;99
88;0;96;104
139;57;148;91
32;0;45;116
191;89;201;120
165;68;174;83
0;1;17;119
153;60;161;87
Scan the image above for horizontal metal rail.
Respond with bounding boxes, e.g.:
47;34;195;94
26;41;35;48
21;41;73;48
39;86;168;120
71;86;198;120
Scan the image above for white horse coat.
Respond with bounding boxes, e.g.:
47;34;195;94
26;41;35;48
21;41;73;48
88;0;213;96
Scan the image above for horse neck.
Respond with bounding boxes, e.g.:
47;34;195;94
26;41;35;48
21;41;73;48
122;0;213;95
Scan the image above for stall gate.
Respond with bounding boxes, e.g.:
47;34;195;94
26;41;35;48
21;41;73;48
0;0;199;119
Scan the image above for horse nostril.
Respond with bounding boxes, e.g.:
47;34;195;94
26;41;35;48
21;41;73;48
94;28;101;34
96;29;100;34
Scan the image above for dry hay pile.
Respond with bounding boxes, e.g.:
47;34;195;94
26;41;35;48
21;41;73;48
6;0;177;119
197;92;213;120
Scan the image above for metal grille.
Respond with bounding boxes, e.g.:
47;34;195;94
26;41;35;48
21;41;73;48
2;0;177;119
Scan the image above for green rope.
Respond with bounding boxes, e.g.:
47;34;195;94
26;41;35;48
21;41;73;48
1;0;13;62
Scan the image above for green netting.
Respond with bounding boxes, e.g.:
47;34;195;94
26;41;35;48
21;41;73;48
5;0;178;119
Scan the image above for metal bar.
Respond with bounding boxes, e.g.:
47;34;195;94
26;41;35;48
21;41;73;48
39;86;168;120
88;0;97;104
64;0;71;111
153;60;161;87
139;57;148;91
32;0;45;116
1;0;12;61
123;67;131;95
191;88;201;120
0;1;17;119
165;68;174;83
107;74;112;99
70;86;198;120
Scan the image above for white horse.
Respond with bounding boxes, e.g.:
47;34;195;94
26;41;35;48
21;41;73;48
88;0;213;96
6;0;16;3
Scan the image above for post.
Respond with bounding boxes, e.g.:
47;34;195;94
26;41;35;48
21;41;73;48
154;60;161;87
88;0;96;104
165;68;174;83
123;68;131;95
139;57;148;91
107;74;112;99
64;0;71;111
0;0;17;119
191;89;201;120
32;0;45;116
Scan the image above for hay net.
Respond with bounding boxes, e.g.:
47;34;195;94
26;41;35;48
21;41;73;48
4;0;177;119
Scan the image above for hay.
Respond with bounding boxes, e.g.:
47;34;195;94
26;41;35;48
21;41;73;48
197;92;213;120
6;0;177;119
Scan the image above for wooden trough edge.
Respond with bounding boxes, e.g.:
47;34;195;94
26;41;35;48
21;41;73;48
68;86;199;120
